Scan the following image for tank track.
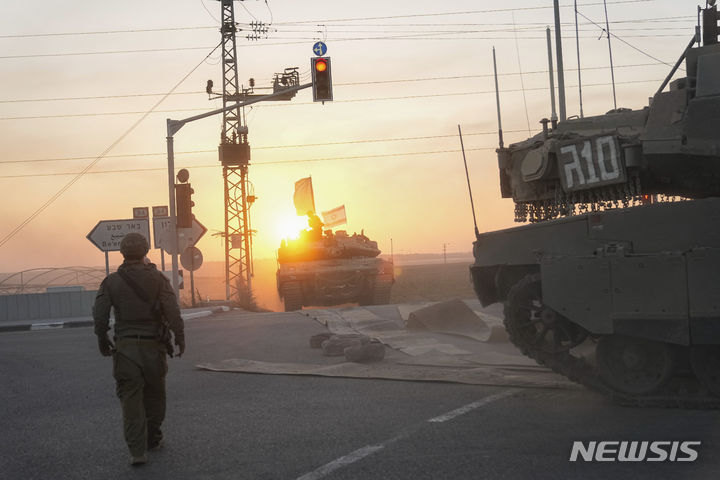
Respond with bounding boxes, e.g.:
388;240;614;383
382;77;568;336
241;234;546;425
503;274;720;409
371;278;393;305
281;281;303;312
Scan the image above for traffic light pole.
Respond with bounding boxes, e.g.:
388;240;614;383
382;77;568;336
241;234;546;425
165;82;311;300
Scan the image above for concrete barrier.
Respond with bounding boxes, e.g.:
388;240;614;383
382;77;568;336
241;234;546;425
0;290;98;323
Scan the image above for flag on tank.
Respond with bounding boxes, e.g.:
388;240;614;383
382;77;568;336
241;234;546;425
322;205;347;227
293;177;315;215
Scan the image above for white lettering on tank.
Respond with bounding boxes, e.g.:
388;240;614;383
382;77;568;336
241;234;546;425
596;135;620;181
561;144;586;188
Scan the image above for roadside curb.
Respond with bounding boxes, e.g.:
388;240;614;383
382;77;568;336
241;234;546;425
0;319;94;333
0;306;231;333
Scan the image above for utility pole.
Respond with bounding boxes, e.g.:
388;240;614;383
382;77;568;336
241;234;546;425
206;1;313;304
217;0;254;304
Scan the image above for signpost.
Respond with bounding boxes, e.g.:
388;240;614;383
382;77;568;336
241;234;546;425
152;206;169;270
152;205;169;217
181;246;203;307
312;41;327;57
153;217;207;254
86;219;151;275
165;81;311;300
133;207;149;219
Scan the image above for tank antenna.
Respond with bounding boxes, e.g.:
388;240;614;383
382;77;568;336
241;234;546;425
603;0;618;110
553;0;567;121
546;28;558;124
458;124;480;239
574;0;584;118
492;47;504;148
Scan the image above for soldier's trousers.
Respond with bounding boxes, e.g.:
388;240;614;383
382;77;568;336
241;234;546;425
112;338;168;457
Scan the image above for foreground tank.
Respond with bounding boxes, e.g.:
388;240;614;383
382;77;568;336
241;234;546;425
277;230;394;311
470;5;720;407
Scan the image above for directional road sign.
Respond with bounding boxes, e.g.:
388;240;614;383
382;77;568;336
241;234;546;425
152;205;169;217
153;217;207;254
133;207;149;219
312;41;327;57
86;219;150;252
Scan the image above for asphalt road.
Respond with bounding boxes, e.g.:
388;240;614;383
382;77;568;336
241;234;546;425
1;310;719;480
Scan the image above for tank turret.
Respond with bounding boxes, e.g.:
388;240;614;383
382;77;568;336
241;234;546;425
499;5;720;222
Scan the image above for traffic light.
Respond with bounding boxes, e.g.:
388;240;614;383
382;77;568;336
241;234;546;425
175;182;194;228
311;57;333;102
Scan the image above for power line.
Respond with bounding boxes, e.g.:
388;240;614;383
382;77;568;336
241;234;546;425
0;61;669;104
0;43;222;249
0;91;203;104
0;45;218;60
0;131;523;165
279;17;695;28
575;10;676;67
0;78;665;121
0;15;694;40
0;26;217;39
264;32;691;42
0;25;690;59
272;1;653;25
0;147;497;179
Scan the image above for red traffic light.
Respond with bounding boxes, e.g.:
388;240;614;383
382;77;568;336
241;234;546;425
311;57;333;102
314;58;328;73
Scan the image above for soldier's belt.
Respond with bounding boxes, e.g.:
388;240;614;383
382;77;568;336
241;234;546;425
118;335;158;341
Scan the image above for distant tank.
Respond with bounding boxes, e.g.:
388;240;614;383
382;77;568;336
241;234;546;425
277;229;394;311
470;4;720;407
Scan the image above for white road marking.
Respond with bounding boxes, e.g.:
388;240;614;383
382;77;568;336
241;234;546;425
427;389;519;423
296;445;385;480
295;389;519;480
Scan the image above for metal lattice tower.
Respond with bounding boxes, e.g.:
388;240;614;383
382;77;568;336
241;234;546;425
218;0;253;302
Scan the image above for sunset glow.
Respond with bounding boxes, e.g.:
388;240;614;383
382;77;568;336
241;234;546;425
0;0;693;295
275;214;309;243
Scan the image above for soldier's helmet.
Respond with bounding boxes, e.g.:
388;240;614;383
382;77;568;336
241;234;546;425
120;233;149;259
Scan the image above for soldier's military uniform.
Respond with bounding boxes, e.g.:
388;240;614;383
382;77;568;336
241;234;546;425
93;233;185;466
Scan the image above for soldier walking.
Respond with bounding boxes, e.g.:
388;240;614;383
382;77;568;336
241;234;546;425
93;233;185;466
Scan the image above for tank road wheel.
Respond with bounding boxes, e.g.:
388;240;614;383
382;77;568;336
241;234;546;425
690;345;720;397
504;274;589;358
596;335;675;396
281;281;303;312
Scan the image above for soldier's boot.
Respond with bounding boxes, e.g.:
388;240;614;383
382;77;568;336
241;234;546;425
130;454;148;466
148;438;164;451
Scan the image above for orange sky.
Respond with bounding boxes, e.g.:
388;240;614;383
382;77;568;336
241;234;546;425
0;0;695;272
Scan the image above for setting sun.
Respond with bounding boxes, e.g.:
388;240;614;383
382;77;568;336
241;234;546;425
275;214;309;243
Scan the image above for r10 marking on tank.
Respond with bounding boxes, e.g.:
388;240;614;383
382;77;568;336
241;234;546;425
558;135;626;192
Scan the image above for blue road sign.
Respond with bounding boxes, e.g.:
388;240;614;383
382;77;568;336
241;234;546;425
312;41;327;57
